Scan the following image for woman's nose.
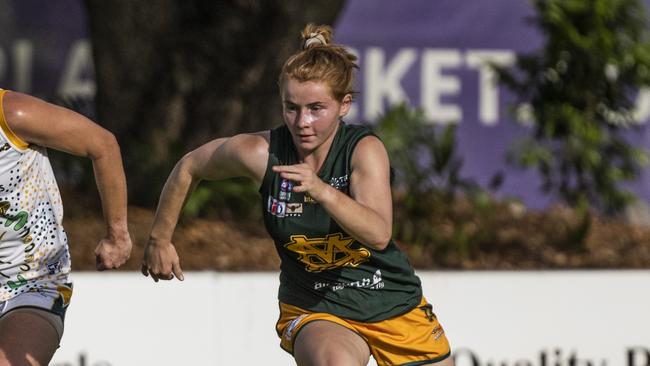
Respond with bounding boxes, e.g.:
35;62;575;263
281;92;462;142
297;110;315;127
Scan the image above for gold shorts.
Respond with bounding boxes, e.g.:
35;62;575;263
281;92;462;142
276;297;451;366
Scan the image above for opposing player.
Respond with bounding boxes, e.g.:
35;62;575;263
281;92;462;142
0;89;132;366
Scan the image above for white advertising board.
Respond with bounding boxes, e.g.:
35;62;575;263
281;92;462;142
50;271;650;366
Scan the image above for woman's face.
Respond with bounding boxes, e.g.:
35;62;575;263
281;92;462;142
281;78;351;155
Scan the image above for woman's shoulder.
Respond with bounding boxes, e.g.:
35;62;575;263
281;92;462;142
348;127;388;169
339;122;377;144
212;131;271;183
230;130;270;150
338;122;382;151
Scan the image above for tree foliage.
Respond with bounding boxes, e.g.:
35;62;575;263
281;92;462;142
372;104;502;253
83;0;344;206
496;0;650;213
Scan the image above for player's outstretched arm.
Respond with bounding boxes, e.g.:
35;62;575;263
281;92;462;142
2;90;132;270
142;132;269;282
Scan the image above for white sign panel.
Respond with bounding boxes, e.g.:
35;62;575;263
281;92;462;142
50;271;650;366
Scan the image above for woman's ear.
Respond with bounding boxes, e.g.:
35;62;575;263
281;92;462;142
339;93;353;117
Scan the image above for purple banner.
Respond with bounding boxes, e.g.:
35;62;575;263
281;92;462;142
335;0;650;209
0;0;92;97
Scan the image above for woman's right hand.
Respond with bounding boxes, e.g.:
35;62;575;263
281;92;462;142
141;239;184;282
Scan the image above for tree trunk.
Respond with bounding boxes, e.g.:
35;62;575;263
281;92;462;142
83;0;345;206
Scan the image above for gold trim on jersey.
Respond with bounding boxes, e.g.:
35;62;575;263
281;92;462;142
0;89;30;150
57;284;73;306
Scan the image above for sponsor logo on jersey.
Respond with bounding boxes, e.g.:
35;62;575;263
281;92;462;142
267;196;286;218
285;203;303;216
279;179;293;201
268;198;302;217
313;269;385;292
47;261;62;275
303;194;316;204
284;233;370;272
329;175;349;190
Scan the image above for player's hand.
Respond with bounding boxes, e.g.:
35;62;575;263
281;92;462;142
141;239;184;282
94;231;132;271
272;163;329;201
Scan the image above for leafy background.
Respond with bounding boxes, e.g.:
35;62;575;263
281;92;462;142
49;0;650;271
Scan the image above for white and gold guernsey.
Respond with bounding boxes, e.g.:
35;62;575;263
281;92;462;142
0;89;71;305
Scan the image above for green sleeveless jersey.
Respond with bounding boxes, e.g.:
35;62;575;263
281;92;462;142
260;122;422;322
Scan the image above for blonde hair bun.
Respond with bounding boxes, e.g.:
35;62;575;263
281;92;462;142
301;24;333;50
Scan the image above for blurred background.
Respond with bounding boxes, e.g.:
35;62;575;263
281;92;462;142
2;1;650;365
2;0;650;271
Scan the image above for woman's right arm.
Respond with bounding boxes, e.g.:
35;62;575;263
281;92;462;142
141;132;269;282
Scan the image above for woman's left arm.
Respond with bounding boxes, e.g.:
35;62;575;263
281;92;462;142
274;135;393;250
3;91;132;270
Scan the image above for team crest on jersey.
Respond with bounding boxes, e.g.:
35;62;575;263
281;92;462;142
284;233;370;272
